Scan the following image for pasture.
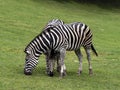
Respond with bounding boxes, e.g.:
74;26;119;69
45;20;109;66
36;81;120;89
0;0;120;90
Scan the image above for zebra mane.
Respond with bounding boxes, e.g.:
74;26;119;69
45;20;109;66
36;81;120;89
24;31;43;52
44;19;64;30
25;19;64;54
24;28;53;54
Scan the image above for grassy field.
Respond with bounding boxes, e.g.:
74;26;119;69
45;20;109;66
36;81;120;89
0;0;120;90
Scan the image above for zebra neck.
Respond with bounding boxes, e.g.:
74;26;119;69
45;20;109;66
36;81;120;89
37;31;52;54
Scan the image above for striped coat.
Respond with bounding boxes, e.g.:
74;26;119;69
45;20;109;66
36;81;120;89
24;22;98;77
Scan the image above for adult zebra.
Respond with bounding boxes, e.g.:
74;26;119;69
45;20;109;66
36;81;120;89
24;22;98;77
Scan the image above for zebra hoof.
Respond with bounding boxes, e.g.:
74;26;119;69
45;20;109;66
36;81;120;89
89;69;93;76
63;70;67;76
48;71;54;77
60;72;66;77
78;70;82;75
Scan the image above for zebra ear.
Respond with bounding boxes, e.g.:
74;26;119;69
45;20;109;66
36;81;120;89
26;51;31;54
24;50;31;54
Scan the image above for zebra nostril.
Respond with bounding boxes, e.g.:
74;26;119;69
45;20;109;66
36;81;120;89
24;68;32;75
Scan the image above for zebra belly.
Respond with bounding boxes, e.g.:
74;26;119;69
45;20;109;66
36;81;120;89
66;44;81;51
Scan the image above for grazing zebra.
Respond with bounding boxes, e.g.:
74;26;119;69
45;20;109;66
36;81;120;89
24;19;64;76
46;22;98;76
24;22;98;77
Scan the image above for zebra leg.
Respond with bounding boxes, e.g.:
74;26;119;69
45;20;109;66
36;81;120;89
85;47;93;76
56;56;61;72
75;49;83;75
46;55;50;75
48;59;54;77
59;48;66;77
45;51;54;76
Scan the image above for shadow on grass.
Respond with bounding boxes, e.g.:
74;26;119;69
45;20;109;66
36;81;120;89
17;66;90;78
54;0;120;9
32;0;120;9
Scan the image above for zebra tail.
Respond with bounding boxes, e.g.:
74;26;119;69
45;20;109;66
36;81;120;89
91;44;98;56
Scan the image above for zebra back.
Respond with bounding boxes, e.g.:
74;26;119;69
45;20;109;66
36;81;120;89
45;19;64;30
51;22;93;50
24;21;97;76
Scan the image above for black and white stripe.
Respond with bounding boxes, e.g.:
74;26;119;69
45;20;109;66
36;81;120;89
24;22;98;77
44;19;64;75
24;19;64;75
47;22;98;76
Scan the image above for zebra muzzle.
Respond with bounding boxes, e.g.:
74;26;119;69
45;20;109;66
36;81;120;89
24;68;32;75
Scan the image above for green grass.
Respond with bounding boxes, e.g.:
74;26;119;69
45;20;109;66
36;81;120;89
0;0;120;90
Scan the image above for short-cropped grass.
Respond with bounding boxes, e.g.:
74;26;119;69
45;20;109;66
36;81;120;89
0;0;120;90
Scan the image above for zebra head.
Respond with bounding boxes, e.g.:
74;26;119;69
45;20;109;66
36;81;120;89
24;27;52;75
24;47;41;75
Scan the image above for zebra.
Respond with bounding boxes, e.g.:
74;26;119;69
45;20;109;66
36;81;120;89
24;19;64;76
24;22;98;77
46;22;98;76
44;19;64;75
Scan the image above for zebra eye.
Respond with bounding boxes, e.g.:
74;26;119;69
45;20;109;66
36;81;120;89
26;59;29;62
